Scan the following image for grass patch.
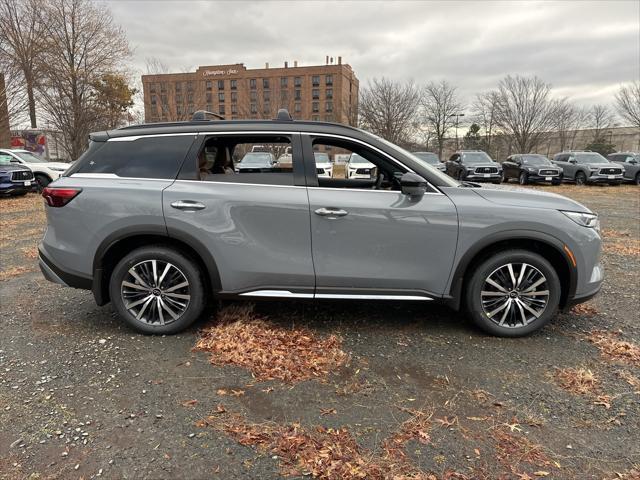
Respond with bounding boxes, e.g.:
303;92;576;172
0;265;35;282
194;304;348;383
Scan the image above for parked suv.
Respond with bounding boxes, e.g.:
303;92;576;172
0;149;69;190
411;152;446;172
607;152;639;185
445;150;502;183
501;154;562;185
39;110;603;337
553;151;624;185
0;154;35;196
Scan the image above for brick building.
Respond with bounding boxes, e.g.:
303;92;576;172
141;59;359;125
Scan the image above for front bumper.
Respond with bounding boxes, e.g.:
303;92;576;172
587;173;624;183
527;173;561;183
0;182;34;195
465;173;502;182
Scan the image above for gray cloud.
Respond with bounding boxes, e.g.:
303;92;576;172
107;0;639;108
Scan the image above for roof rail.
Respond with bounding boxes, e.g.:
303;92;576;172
275;109;293;121
191;110;225;121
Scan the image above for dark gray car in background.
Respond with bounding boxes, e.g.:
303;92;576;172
607;152;640;185
445;150;502;183
38;111;603;337
501;154;562;185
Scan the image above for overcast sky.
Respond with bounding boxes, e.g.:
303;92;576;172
107;0;639;112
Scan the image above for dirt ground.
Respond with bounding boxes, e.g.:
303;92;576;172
1;185;639;480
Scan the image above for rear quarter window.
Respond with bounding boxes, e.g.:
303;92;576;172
76;135;196;179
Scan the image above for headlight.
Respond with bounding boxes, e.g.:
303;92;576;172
561;210;600;231
589;167;599;171
526;167;536;172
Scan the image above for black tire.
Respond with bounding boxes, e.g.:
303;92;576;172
109;245;206;334
465;249;561;337
34;174;51;192
457;169;466;181
501;170;509;183
519;172;528;185
12;191;28;196
575;171;587;185
551;179;562;186
635;173;640;186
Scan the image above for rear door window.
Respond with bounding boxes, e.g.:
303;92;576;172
75;135;196;179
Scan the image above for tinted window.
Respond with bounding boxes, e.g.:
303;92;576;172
575;153;608;164
76;135;195;178
521;155;552;166
462;152;493;164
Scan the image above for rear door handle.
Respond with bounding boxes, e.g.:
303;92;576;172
171;200;206;211
314;207;348;217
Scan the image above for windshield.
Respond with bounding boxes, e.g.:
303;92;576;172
370;134;459;187
314;152;330;163
14;151;46;163
240;153;272;165
462;152;493;164
0;154;12;165
575;153;609;164
412;152;440;165
521;155;552;166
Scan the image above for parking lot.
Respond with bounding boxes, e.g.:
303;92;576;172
0;185;638;479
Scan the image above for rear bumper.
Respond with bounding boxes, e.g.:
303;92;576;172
38;245;92;290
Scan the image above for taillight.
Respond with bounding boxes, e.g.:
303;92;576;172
42;187;82;207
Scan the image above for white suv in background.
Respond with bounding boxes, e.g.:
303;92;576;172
314;152;333;178
346;153;376;179
0;149;69;190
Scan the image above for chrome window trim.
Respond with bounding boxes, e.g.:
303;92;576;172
175;179;306;189
107;133;198;142
239;290;313;298
307;186;442;195
70;173;173;182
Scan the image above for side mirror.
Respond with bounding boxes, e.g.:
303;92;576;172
568;159;577;164
400;172;428;197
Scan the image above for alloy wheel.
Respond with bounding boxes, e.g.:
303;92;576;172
575;173;586;185
480;263;549;328
121;259;190;325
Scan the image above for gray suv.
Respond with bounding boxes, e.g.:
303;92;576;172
38;111;603;337
553;151;624;185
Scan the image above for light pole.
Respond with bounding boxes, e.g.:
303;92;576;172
449;113;465;150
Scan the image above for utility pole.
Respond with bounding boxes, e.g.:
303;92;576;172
449;113;465;150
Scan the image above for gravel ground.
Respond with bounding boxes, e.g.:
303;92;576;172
0;185;639;479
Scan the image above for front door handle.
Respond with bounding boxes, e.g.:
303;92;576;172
314;207;348;218
171;200;206;211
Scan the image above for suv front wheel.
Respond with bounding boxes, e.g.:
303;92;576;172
109;246;206;334
465;250;561;337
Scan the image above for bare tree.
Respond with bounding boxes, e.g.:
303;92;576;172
421;80;463;159
493;75;559;153
472;91;500;157
554;100;588;151
145;57;170;75
615;81;640;129
358;77;420;147
0;58;28;127
588;104;614;140
0;0;46;128
37;0;131;159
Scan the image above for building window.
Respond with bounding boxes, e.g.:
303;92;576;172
219;105;225;115
231;104;237;114
325;74;333;85
218;92;225;102
312;102;319;113
150;83;156;93
187;93;193;103
294;76;302;87
280;77;288;88
325;101;333;112
151;94;157;105
206;92;212;102
280;90;288;101
325;114;334;122
175;82;181;92
312;89;319;99
263;102;270;115
250;103;257;114
264;90;271;101
312;75;320;86
312;114;320;121
250;90;257;102
176;94;182;103
326;88;333;99
294;89;301;100
231;91;238;103
263;78;270;89
217;80;224;90
230;79;237;90
160;82;167;93
250;78;257;89
177;105;183;115
206;103;213;112
187;81;194;92
161;95;168;104
294;102;301;113
206;81;212;90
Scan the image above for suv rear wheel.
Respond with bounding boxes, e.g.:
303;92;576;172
109;246;206;334
465;250;561;337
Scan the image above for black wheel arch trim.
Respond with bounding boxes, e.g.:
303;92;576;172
92;224;222;306
39;246;92;290
445;229;577;311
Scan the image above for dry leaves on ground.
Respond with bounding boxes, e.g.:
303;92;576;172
193;304;348;383
491;426;558;475
552;367;612;408
616;370;640;393
0;265;35;282
197;409;440;480
586;331;640;367
0;193;42;213
570;303;599;316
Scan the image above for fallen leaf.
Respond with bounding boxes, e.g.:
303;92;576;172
533;471;550;477
181;399;198;407
216;389;228;396
320;408;337;416
231;389;245;397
